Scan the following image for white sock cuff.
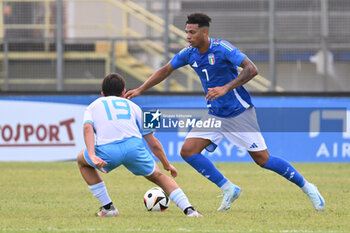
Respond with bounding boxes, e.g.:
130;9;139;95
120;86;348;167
220;180;232;191
169;188;192;211
88;181;112;206
88;181;105;190
169;188;182;200
301;181;310;192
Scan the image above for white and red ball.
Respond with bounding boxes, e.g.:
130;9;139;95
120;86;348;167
143;187;170;212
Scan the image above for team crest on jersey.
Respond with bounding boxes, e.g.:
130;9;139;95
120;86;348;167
208;53;215;65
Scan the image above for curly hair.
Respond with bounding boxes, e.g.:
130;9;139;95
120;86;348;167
186;12;212;27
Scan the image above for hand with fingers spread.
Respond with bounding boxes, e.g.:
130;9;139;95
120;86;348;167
206;86;229;101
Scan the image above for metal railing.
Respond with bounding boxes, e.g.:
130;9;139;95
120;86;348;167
1;0;349;92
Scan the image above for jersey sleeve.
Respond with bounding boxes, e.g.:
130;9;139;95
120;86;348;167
222;40;247;66
83;107;94;126
170;46;190;69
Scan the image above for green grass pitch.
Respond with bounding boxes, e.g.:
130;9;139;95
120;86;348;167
0;162;349;233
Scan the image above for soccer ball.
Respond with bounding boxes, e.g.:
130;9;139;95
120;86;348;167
143;187;170;212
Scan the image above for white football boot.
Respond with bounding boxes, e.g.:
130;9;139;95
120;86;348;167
303;183;325;211
217;184;242;211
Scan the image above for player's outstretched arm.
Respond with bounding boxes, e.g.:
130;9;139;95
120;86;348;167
143;133;178;178
83;123;107;173
125;62;175;99
206;57;258;101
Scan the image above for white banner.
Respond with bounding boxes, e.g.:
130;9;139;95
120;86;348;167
0;100;86;161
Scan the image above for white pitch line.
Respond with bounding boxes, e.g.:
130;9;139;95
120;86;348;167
0;228;346;233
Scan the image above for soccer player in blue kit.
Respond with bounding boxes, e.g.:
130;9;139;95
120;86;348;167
126;13;325;212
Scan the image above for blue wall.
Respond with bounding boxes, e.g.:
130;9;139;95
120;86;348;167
134;95;350;162
1;95;349;162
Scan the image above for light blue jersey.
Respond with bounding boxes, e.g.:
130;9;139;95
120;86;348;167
171;38;253;117
83;96;155;175
83;96;151;145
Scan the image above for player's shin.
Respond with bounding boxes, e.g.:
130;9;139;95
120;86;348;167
183;153;228;187
263;156;306;187
88;181;113;206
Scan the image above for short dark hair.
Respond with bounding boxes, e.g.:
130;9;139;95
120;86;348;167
102;73;125;97
186;12;211;28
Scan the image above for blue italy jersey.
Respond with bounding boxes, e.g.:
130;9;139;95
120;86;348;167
171;38;253;117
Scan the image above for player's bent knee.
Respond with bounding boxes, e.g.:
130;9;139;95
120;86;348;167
181;138;210;158
252;156;268;167
146;170;164;184
180;146;193;158
77;150;87;167
249;150;269;167
255;160;266;167
147;168;162;179
153;170;164;179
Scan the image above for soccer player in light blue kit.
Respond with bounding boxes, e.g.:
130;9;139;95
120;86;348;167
77;73;201;217
126;13;325;212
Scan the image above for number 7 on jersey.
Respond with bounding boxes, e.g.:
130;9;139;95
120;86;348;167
202;69;210;81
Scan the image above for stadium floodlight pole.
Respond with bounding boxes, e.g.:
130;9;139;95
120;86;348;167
269;0;276;92
163;0;170;91
321;0;329;92
56;0;64;91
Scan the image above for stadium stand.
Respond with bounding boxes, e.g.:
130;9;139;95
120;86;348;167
0;0;349;92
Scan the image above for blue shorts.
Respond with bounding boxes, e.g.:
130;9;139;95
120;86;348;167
84;137;155;176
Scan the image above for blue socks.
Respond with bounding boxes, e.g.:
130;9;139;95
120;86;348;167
184;153;227;188
263;156;306;187
184;154;305;189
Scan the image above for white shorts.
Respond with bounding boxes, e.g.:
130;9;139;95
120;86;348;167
186;107;267;152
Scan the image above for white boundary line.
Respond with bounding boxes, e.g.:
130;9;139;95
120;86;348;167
0;228;346;233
